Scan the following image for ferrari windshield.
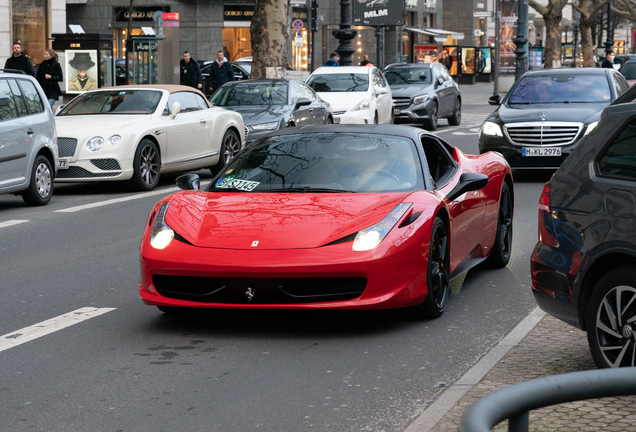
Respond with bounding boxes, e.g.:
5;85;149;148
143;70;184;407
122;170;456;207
58;90;163;115
385;68;432;85
306;74;369;92
210;82;288;106
508;74;611;104
208;133;424;193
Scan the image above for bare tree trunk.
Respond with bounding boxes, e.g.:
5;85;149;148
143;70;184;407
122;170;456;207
580;19;595;66
575;0;612;67
529;0;569;68
250;0;290;79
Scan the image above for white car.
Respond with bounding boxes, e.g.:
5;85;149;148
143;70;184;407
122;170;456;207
54;85;246;190
306;66;394;125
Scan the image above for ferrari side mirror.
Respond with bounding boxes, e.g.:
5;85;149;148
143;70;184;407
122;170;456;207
446;173;488;202
176;173;200;191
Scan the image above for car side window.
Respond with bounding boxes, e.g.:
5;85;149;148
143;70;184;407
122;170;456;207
597;119;636;181
291;82;303;104
373;70;385;88
441;67;453;82
421;136;456;187
166;92;200;113
18;80;44;114
613;73;630;96
195;94;209;110
0;79;19;121
299;83;316;100
7;79;28;117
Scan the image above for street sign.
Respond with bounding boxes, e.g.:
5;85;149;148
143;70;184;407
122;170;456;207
294;37;303;47
292;19;304;30
353;0;405;26
473;11;492;17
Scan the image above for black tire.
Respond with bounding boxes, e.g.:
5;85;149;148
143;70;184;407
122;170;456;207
485;181;513;268
414;217;450;319
326;116;333;125
423;101;438;131
131;139;160;191
373;111;379;125
448;98;461;126
586;266;636;369
22;155;53;206
210;129;241;176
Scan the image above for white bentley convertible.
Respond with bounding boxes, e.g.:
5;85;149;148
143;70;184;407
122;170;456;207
54;85;246;190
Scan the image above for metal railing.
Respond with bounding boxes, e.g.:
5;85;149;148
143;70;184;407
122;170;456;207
459;368;636;432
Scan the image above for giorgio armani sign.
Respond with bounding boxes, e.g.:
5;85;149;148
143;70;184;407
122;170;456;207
353;0;405;26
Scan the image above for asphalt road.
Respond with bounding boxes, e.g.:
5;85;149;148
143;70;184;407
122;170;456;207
0;106;553;432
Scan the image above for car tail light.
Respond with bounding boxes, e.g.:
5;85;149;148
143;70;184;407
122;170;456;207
538;182;559;247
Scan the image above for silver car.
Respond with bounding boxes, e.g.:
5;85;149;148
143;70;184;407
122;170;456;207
0;70;58;205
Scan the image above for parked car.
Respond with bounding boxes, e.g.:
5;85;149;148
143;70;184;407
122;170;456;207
479;68;629;169
0;70;58;205
54;85;245;191
209;79;333;142
200;61;251;96
306;66;394;125
530;91;636;369
384;62;461;130
139;125;513;318
620;59;636;87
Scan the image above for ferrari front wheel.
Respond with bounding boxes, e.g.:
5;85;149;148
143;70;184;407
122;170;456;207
415;217;450;319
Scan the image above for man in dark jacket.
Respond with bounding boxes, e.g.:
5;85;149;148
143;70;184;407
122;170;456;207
210;51;234;94
323;52;340;67
180;51;203;89
4;43;35;76
601;52;614;69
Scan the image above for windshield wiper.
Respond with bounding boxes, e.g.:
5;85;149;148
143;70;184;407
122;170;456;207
262;187;356;193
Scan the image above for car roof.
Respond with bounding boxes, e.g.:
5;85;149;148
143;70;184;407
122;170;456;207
311;66;375;75
522;67;610;77
386;63;434;69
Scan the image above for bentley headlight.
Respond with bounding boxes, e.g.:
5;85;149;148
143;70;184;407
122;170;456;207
413;95;430;105
108;134;122;145
251;121;279;131
353;203;412;252
584;121;598;136
86;136;104;152
150;202;174;250
351;99;371;112
481;122;503;137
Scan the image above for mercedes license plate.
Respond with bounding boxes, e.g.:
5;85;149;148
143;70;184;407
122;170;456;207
57;158;69;169
522;147;562;157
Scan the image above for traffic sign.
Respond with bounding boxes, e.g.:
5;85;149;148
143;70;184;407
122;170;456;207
473;11;492;17
292;19;304;30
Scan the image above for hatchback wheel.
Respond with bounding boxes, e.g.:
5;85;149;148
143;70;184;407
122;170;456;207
22;155;53;206
424;101;438;131
448;98;461;126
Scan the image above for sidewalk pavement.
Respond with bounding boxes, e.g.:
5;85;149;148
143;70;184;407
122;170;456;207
416;311;636;431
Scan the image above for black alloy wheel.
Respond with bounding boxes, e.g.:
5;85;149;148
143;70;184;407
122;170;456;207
131;139;160;191
326;116;333;125
211;129;241;176
587;266;636;368
424;101;438;131
448;98;461;126
374;111;379;124
22;155;53;206
485;181;513;268
416;216;450;319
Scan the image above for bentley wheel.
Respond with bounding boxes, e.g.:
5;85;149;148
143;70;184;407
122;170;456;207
416;217;450;319
131;139;160;191
485;181;513;268
22;155;53;206
587;266;636;368
424;102;438;131
211;129;240;176
448;98;461;126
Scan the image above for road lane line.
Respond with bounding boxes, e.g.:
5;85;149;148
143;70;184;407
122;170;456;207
0;220;29;229
0;307;116;353
55;187;179;213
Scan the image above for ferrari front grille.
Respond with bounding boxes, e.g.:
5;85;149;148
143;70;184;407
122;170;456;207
152;275;367;304
504;122;583;146
90;159;121;171
57;137;78;157
56;166;122;179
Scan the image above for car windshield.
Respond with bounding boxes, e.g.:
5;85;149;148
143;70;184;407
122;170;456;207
306;73;369;92
508;75;611;104
210;82;288;106
235;63;252;74
621;63;636;80
385;68;432;85
207;133;424;193
58;90;163;115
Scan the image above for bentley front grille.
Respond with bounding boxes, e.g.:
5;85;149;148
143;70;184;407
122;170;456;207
57;137;78;158
90;159;121;171
504;122;583;146
392;97;412;109
56;166;122;179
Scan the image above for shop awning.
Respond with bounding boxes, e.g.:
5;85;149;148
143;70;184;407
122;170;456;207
403;27;465;41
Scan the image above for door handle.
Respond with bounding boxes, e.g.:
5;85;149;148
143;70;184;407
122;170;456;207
27;128;34;135
200;119;206;124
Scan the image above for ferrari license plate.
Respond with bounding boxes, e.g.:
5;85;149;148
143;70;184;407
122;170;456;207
57;158;69;169
522;147;562;157
333;116;341;124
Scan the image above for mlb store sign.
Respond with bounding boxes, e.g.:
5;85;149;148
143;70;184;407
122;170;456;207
353;0;405;26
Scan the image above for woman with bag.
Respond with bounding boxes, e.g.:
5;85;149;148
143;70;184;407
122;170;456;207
36;48;63;108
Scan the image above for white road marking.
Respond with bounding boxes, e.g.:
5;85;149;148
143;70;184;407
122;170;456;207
0;307;116;353
55;187;179;213
0;220;29;229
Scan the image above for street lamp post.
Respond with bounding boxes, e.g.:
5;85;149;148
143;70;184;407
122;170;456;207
513;0;528;81
333;0;357;66
604;2;613;55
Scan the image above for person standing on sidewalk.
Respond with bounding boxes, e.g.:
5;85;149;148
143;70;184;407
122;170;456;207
180;51;203;90
4;42;35;76
210;50;234;94
601;52;614;68
323;53;340;67
36;48;63;109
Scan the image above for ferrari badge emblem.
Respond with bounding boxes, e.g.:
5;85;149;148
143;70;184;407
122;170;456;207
251;241;259;247
246;288;255;301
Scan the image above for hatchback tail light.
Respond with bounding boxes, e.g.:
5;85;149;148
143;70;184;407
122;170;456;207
538;182;559;247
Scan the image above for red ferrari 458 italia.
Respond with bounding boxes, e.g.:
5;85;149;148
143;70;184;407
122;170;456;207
139;125;513;318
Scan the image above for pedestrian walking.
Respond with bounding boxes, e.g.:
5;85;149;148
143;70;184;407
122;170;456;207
180;51;203;90
323;53;340;67
360;55;372;66
210;50;234;93
4;42;35;76
601;52;614;69
36;48;63;109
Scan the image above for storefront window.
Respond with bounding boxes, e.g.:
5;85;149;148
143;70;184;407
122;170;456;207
114;28;144;60
223;28;252;62
12;0;47;67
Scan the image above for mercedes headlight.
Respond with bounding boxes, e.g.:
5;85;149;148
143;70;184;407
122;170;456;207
150;202;174;250
413;95;430;105
353;203;411;252
351;99;371;112
584;121;598;136
86;136;104;152
108;134;122;145
481;122;503;137
251;121;279;131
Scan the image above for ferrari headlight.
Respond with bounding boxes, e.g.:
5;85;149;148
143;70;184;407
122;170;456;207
86;136;104;152
481;122;503;137
251;121;279;131
353;203;412;252
413;95;430;105
108;134;122;145
351;98;371;112
150;202;174;250
584;121;598;136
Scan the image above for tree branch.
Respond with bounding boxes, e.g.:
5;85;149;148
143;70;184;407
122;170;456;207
529;0;548;16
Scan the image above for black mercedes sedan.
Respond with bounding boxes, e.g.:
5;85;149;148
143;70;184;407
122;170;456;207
530;93;636;369
209;79;333;143
479;68;630;169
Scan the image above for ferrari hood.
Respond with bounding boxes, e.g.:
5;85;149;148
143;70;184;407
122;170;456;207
164;191;410;250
